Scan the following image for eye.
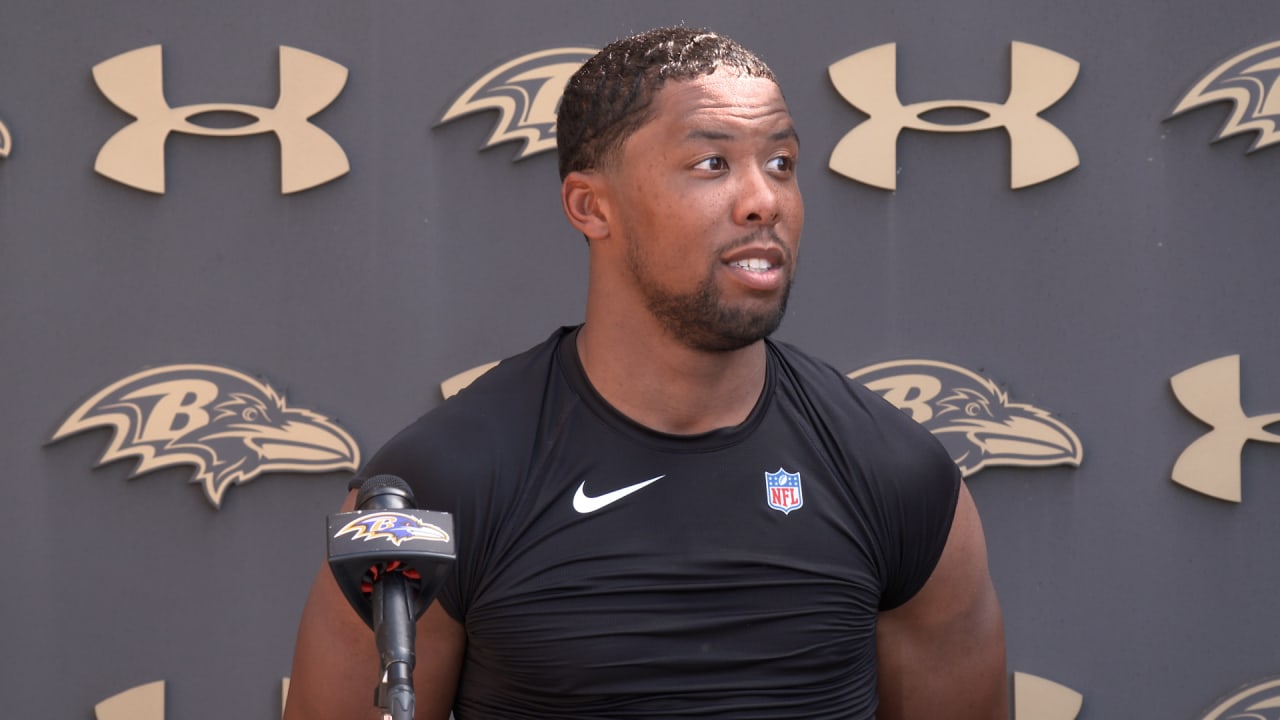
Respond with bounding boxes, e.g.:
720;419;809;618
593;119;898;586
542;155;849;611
964;403;982;416
243;408;260;422
693;156;728;172
767;155;796;173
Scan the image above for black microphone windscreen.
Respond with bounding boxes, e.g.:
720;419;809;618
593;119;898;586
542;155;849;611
356;474;417;511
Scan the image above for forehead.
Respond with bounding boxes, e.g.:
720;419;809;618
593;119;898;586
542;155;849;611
643;71;792;136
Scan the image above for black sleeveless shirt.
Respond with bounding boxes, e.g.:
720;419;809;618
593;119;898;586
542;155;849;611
357;326;960;719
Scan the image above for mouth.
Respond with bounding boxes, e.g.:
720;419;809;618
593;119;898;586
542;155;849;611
720;241;789;291
727;256;778;272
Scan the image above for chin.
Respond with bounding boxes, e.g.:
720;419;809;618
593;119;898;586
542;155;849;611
686;308;786;353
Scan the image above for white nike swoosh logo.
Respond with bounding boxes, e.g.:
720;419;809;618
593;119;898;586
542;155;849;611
572;475;665;514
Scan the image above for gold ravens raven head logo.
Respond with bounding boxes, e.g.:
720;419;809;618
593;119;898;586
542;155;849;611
0;117;10;158
1198;676;1280;720
334;512;450;547
1170;39;1280;152
50;364;360;508
438;47;597;160
849;360;1082;477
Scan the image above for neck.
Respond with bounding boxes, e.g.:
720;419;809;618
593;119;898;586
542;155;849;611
575;317;768;436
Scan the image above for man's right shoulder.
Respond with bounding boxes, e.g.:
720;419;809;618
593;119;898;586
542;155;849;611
355;326;574;487
430;325;573;418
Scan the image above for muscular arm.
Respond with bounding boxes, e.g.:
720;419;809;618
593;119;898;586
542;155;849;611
284;490;466;720
876;481;1007;719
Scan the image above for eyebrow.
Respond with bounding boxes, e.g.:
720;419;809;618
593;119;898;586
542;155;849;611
772;126;800;145
686;129;732;141
683;126;801;145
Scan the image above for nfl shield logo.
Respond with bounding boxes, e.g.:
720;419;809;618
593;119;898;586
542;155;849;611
765;468;803;514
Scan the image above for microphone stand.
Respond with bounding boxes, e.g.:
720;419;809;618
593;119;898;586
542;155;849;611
373;572;416;720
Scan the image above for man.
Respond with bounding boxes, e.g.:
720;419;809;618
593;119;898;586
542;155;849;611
286;27;1006;719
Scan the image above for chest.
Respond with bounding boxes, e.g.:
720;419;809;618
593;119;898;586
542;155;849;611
459;412;888;703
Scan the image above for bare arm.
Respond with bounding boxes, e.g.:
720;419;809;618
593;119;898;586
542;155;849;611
284;490;466;720
876;481;1007;719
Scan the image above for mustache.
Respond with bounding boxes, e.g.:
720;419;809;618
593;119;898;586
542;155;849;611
719;228;792;261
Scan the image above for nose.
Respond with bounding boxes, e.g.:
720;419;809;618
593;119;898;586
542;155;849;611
733;165;781;226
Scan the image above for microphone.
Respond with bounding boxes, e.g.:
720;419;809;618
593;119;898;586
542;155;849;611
327;474;455;720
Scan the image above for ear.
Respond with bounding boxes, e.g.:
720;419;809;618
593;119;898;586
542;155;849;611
561;170;611;242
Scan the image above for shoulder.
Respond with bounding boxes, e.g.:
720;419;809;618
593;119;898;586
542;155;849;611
441;326;571;414
767;338;958;510
768;338;889;409
355;328;572;496
768;340;945;454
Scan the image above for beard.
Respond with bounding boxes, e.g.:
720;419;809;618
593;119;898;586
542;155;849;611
627;234;793;353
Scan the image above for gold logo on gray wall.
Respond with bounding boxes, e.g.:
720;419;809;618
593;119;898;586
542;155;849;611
1014;672;1083;720
96;681;164;720
51;364;360;508
1171;40;1280;153
1198;675;1280;719
1170;355;1280;502
441;361;499;399
92;45;349;194
849;360;1082;476
439;47;597;159
0;117;10;158
828;42;1079;190
96;679;290;720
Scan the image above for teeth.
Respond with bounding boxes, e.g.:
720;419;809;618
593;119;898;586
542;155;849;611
731;258;773;271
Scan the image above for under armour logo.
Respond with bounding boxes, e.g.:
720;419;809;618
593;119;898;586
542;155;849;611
0;116;10;158
1169;39;1280;153
92;45;349;194
1170;355;1280;502
828;42;1079;190
439;47;596;160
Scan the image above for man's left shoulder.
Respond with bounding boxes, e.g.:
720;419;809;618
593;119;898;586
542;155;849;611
767;338;850;385
768;338;955;467
768;339;901;414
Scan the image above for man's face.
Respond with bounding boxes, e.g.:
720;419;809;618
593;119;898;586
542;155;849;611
603;70;804;353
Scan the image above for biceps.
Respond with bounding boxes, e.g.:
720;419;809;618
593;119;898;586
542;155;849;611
412;601;467;719
286;563;383;720
875;483;1007;718
287;571;465;720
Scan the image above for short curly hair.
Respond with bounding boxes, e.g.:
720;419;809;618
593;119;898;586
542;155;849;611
557;27;778;180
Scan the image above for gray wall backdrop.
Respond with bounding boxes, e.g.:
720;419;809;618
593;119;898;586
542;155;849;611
4;1;1279;717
